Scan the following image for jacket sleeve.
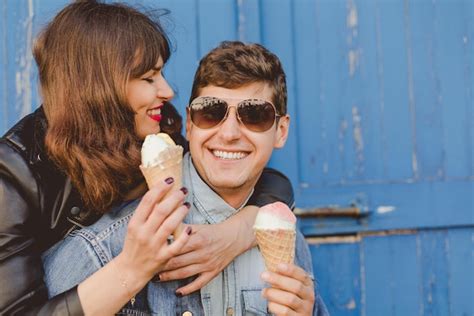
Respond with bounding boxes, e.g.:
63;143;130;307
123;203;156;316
247;167;295;209
0;143;84;315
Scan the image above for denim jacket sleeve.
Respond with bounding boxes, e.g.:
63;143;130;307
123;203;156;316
295;231;330;316
42;230;104;298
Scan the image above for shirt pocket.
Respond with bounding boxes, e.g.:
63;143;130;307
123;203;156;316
241;288;270;316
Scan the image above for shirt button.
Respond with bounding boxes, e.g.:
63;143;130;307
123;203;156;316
182;311;192;316
226;307;234;316
70;206;81;216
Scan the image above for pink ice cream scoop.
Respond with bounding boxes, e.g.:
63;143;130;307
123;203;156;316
253;202;296;272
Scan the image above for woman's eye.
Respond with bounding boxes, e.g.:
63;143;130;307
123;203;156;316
143;77;154;83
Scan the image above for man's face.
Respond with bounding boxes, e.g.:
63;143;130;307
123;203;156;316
186;82;289;207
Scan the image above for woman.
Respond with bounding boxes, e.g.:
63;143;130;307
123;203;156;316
0;1;294;315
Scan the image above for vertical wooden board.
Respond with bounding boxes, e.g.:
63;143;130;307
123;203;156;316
376;1;414;181
236;0;261;43
4;0;35;129
447;228;474;316
408;0;444;180
419;230;450;316
434;1;472;179
197;0;237;57
349;0;384;182
362;234;421;316
468;2;474;176
292;0;322;188
306;0;347;185
260;0;299;186
1;1;7;134
154;0;200;115
309;241;361;316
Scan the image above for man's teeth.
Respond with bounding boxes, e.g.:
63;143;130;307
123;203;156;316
147;108;161;116
213;150;247;160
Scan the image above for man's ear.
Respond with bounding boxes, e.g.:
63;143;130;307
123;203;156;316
185;108;192;141
274;115;290;148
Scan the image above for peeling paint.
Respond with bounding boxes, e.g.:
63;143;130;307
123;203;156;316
339;119;348;154
15;0;34;117
376;205;396;214
345;298;356;310
463;36;468;44
346;0;358;28
352;106;364;164
323;162;329;174
412;152;419;178
348;49;360;77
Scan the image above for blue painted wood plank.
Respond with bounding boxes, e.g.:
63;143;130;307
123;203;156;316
447;228;474;315
419;230;450;316
260;0;299;187
298;180;474;236
374;1;414;181
362;234;421;316
292;0;322;190
236;0;261;43
309;0;347;185
351;0;384;182
197;0;237;57
309;240;361;316
4;0;35;130
468;1;474;177
1;1;7;134
408;0;444;180
434;1;472;179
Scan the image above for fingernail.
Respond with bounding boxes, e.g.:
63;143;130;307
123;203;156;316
180;187;188;194
175;291;183;297
183;202;191;209
185;226;192;235
165;177;174;184
151;274;161;282
261;271;270;281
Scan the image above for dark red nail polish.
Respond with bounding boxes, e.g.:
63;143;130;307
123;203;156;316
175;291;183;297
185;226;192;235
165;177;174;184
180;187;188;194
183;202;191;209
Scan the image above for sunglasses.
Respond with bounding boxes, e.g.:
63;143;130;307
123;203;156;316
189;96;280;132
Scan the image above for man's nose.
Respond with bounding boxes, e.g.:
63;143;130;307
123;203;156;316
218;107;242;141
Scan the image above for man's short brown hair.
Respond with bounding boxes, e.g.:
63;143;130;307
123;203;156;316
189;41;287;115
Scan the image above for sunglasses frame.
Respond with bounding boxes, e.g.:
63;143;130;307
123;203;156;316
188;96;281;132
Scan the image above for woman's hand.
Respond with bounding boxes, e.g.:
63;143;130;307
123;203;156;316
78;177;192;315
158;206;259;296
261;263;315;316
117;178;192;282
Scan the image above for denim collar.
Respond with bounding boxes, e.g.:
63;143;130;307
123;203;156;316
184;153;253;224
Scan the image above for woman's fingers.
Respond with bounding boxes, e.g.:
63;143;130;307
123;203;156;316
266;300;298;316
152;202;190;243
144;188;186;235
175;271;217;296
166;225;193;257
129;177;175;226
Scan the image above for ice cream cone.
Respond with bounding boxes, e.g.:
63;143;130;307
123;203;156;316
140;145;184;238
255;228;295;272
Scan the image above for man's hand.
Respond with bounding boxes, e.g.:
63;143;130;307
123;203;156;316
261;263;315;316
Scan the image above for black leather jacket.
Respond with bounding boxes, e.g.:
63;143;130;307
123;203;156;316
0;107;294;315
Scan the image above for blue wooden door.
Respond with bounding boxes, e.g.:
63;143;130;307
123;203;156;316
1;1;473;315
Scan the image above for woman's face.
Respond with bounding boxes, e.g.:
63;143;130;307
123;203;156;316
127;57;174;140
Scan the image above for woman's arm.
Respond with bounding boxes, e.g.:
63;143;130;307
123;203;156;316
158;167;294;295
0;145;84;315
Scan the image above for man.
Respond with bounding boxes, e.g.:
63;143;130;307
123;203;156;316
43;41;328;315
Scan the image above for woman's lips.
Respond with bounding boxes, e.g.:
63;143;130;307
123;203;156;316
149;114;162;122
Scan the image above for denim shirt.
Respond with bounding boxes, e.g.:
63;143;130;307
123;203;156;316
42;153;329;316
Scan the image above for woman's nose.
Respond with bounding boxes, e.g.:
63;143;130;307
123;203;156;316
156;76;174;101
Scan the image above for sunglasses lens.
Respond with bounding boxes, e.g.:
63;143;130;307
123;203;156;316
238;100;276;132
190;97;228;129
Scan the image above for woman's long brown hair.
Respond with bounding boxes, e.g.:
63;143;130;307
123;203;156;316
33;1;178;213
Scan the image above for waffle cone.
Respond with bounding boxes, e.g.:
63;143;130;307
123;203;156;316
140;145;184;238
255;229;295;272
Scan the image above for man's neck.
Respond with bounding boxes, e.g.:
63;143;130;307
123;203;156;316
213;186;254;209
